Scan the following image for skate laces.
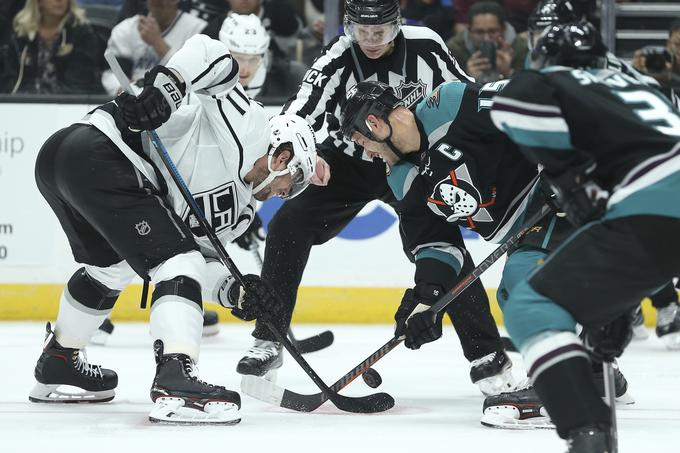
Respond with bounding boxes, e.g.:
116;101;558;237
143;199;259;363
657;303;679;327
179;355;216;389
245;340;281;361
72;350;103;379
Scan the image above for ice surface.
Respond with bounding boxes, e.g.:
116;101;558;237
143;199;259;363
1;322;678;453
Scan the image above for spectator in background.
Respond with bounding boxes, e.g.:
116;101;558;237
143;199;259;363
219;13;307;100
632;18;680;102
101;0;206;95
401;0;454;42
0;0;103;94
447;1;527;82
453;0;539;34
202;0;302;58
294;0;325;66
116;0;228;22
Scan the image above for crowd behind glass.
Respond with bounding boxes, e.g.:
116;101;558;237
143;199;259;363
0;0;678;99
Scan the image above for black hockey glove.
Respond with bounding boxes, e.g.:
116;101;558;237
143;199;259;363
233;213;265;251
117;65;186;131
218;274;278;322
583;310;635;363
540;160;609;227
394;284;445;350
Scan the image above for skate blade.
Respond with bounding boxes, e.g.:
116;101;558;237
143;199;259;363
201;324;220;337
29;383;114;403
660;332;680;350
476;369;517;396
614;391;635;406
148;397;241;425
481;408;554;430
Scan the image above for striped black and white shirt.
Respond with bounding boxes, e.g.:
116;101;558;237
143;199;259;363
283;25;473;161
84;34;263;249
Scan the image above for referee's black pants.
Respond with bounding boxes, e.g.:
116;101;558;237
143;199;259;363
253;150;503;362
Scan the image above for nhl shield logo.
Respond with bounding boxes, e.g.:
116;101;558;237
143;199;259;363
394;80;427;109
135;220;151;236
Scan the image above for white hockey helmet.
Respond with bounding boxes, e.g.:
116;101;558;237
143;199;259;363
219;13;270;56
253;114;318;199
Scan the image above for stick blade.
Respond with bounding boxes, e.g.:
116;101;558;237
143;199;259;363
297;330;335;354
332;392;395;414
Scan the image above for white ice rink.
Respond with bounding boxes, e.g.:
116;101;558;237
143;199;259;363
1;322;678;453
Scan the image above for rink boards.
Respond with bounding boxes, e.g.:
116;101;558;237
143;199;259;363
0;102;661;325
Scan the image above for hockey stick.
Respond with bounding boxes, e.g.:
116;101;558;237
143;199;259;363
603;361;619;453
105;52;393;414
242;204;553;412
250;243;335;354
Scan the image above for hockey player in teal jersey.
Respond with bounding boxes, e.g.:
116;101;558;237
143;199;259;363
341;79;546;396
487;22;680;452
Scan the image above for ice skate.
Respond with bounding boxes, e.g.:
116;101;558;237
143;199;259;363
481;384;554;429
90;318;115;346
656;302;680;350
591;360;635;405
470;350;516;396
202;310;220;337
236;339;283;382
149;340;241;425
29;323;117;403
566;425;611;453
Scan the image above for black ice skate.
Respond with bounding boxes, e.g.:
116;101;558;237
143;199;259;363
202;310;220;337
470;350;516;396
566;425;612;453
90;318;115;346
480;384;554;430
29;323;117;403
656;302;680;349
591;360;635;405
149;340;241;425
236;339;283;381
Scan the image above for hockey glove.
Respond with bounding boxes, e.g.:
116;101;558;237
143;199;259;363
218;274;277;322
583;309;635;363
540;160;609;227
233;213;265;251
118;65;186;131
394;284;445;350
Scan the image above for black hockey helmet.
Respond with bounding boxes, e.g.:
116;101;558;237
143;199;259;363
531;21;607;70
344;0;401;46
340;80;402;141
344;0;401;25
528;0;579;50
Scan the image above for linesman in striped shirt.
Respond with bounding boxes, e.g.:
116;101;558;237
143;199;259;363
238;0;512;395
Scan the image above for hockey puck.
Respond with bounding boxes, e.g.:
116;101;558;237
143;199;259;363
361;368;383;388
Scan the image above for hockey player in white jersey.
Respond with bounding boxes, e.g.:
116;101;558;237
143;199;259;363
30;34;324;425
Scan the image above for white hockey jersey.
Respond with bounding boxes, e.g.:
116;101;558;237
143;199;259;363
102;11;207;95
84;34;270;254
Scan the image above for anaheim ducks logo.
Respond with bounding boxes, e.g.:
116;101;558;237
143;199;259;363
426;162;496;228
394;80;427;109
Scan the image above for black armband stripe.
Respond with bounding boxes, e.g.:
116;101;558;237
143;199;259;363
227;93;246;115
203;59;239;90
191;53;232;85
233;85;250;104
217;99;246;185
